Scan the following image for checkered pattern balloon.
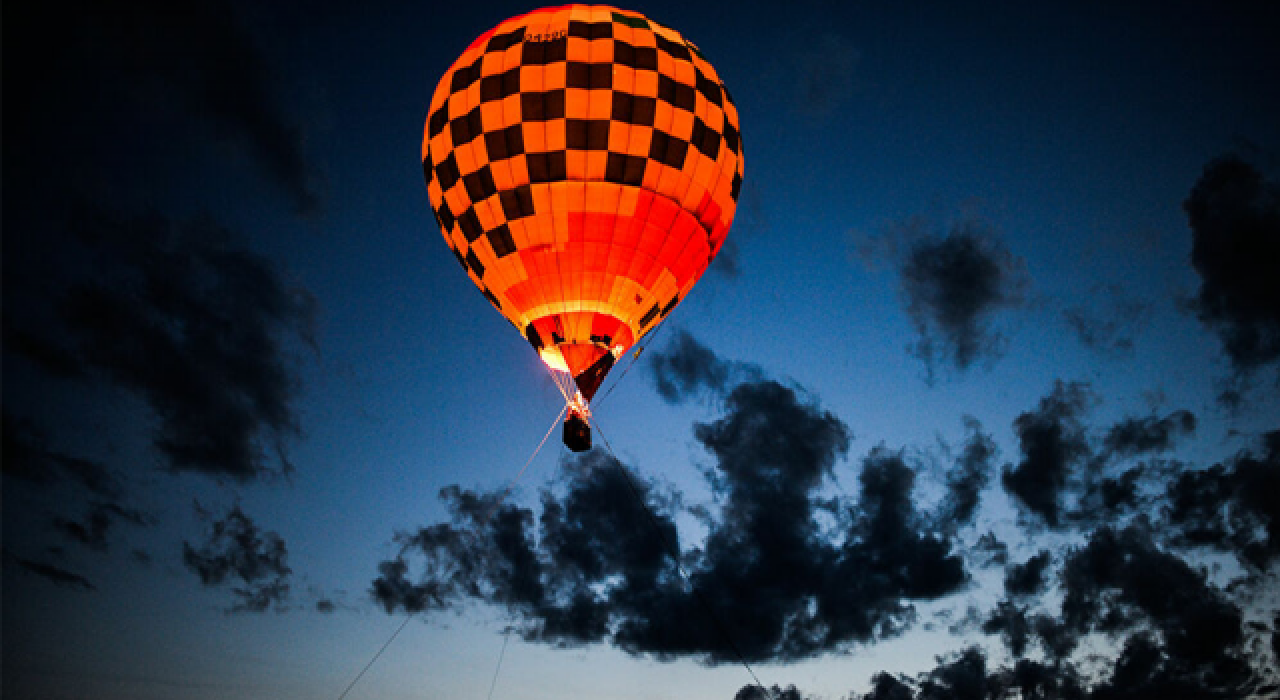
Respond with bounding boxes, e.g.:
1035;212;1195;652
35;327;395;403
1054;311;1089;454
423;5;743;400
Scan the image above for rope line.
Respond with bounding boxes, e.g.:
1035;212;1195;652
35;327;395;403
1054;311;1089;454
593;315;671;410
588;418;776;700
336;406;566;700
486;627;513;700
335;611;415;700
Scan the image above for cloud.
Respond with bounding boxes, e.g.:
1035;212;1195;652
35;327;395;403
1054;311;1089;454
229;579;291;614
733;684;807;700
1063;287;1152;357
1004;550;1052;598
53;502;155;552
897;221;1028;382
1056;523;1262;696
1165;429;1280;570
711;238;743;279
647;330;736;404
971;532;1009;568
914;647;999;699
2;413;122;498
1101;410;1197;458
7;0;320;213
373;376;982;663
935;418;998;532
1001;381;1094;528
183;506;291;613
856;595;1264;699
1184;155;1280;376
981;600;1033;657
855;672;915;700
784;449;1279;700
980;600;1077;661
8;206;315;481
1069;465;1150;528
5;552;97;591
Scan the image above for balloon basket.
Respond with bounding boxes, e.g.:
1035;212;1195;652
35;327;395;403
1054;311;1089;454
563;407;592;452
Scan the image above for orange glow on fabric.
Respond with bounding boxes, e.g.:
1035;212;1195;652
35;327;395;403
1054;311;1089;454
422;4;743;402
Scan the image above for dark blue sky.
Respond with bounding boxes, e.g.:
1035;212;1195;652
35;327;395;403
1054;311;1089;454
4;2;1279;699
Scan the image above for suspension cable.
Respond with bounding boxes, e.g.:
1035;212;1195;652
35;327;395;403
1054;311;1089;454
485;626;513;700
593;315;672;410
336;405;567;700
588;417;777;700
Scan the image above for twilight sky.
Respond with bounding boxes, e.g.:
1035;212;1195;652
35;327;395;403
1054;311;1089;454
4;1;1280;699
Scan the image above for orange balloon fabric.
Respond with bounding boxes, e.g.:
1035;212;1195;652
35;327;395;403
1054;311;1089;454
423;5;743;400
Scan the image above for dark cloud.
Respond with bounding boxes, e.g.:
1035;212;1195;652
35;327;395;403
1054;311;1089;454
857;673;915;700
1005;550;1052;597
1165;430;1280;570
1063;289;1151;357
1102;410;1196;458
374;378;978;663
1058;524;1261;697
981;600;1032;657
183;506;291;613
7;0;320;212
898;222;1028;381
5;553;97;591
1273;612;1279;661
1059;411;1194;528
2;413;122;498
53;502;154;551
854;512;1278;699
1001;381;1094;528
734;684;806;700
1070;465;1149;527
648;330;734;404
971;532;1009;567
711;237;743;279
1004;659;1086;700
9;206;314;481
370;555;447;615
981;600;1076;661
371;453;672;644
936;418;997;532
1184;155;1280;375
914;647;1002;700
229;579;291;614
860;616;1261;700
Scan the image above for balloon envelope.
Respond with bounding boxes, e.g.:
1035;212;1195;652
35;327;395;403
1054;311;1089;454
423;4;743;400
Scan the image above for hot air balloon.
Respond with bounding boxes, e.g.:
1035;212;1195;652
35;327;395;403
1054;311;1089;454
422;5;743;451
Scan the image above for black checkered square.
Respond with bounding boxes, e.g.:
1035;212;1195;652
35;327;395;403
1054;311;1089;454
649;131;688;169
485;125;525;161
566;119;610;150
520;90;566;121
605;153;647;186
612;93;656;125
487;223;518;258
480;67;522;101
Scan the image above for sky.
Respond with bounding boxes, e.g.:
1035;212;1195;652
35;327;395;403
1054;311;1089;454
3;1;1280;699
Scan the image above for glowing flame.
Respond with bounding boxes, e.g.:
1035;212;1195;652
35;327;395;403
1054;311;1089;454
539;347;570;373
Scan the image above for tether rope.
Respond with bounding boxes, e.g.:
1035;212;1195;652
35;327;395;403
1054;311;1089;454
593;315;672;410
485;626;513;700
336;405;566;700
